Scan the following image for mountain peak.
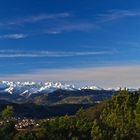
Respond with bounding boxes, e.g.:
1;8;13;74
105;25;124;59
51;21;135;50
0;81;76;96
80;85;103;90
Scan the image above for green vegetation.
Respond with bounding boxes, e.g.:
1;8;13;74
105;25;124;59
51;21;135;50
57;96;94;104
0;90;140;139
32;89;114;105
33;94;48;105
1;105;14;119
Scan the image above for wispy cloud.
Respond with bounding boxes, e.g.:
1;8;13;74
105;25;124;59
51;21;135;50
118;41;140;47
1;10;139;38
0;12;98;37
0;50;112;58
98;9;140;22
45;10;140;34
1;65;140;88
45;22;98;34
8;13;70;25
0;34;28;39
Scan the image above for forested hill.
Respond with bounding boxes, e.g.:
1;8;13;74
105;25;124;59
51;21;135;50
0;89;140;140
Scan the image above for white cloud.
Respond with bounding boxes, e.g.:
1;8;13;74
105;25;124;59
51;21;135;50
1;65;140;88
0;50;112;58
98;9;140;22
45;22;98;34
118;41;140;47
0;34;28;39
8;13;70;25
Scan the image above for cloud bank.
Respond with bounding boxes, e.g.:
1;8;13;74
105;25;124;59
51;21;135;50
1;65;140;88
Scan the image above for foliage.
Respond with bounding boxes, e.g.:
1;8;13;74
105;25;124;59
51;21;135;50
13;131;35;140
91;90;140;140
0;121;15;140
1;90;140;140
2;105;14;119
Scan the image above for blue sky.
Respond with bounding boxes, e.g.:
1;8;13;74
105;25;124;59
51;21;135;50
0;0;140;87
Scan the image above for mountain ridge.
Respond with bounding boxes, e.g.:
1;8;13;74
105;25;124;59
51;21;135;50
0;81;138;96
0;81;138;105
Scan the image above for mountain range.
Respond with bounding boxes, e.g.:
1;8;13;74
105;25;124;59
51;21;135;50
0;81;137;118
0;81;137;105
0;81;106;96
0;81;76;96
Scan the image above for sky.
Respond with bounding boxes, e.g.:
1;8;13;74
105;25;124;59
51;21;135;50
0;0;140;88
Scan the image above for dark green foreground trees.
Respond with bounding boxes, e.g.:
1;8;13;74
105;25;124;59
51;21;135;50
0;105;15;140
0;89;140;140
91;90;140;140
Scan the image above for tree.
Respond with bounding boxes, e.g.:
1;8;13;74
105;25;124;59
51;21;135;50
91;120;102;140
0;121;15;140
135;97;140;137
2;105;14;119
13;131;36;140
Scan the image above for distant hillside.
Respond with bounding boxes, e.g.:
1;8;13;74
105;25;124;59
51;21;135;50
31;89;115;105
0;89;116;118
0;101;94;118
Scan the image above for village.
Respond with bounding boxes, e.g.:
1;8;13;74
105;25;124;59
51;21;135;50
0;117;41;130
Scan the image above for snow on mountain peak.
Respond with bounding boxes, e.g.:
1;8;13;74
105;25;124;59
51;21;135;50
0;81;76;96
0;81;137;97
80;85;103;90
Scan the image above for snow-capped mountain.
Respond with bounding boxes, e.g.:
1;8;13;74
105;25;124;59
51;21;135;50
0;81;109;98
0;81;76;97
0;81;137;99
80;85;103;90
